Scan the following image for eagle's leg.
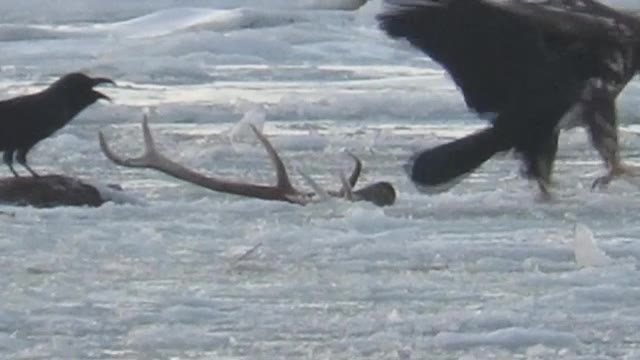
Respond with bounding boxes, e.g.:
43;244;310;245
529;157;553;201
591;151;638;189
538;130;560;187
535;151;554;201
520;131;559;200
584;92;636;189
520;131;559;182
522;154;553;201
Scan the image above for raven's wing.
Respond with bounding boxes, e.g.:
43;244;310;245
0;93;55;150
376;0;637;114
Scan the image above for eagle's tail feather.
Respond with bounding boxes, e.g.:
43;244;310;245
406;127;511;193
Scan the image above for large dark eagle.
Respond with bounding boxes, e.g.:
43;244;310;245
377;0;640;197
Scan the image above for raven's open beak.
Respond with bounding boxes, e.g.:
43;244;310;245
91;77;116;102
92;77;116;87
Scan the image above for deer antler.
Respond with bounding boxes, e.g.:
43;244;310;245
99;115;311;204
99;116;396;206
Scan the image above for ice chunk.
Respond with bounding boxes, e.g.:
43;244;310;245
573;223;612;267
228;109;266;143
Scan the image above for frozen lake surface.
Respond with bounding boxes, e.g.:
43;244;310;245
1;1;640;359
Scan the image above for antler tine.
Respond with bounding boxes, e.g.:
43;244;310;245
338;171;354;201
98;131;147;168
247;124;296;193
335;151;362;197
98;115;164;168
98;131;121;164
297;168;330;201
345;151;362;188
141;115;157;156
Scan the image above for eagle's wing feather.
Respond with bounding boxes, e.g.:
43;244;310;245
377;0;636;114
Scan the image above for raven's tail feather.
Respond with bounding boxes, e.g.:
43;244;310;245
406;127;511;193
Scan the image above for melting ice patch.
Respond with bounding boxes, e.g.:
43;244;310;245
601;0;640;10
0;25;83;42
302;0;369;11
95;8;310;38
0;8;312;42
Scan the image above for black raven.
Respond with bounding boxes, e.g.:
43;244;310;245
0;72;115;177
377;0;640;197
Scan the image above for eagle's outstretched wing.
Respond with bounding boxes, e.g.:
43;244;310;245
377;0;638;114
493;0;640;42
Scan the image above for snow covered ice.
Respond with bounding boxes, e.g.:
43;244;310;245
2;0;640;359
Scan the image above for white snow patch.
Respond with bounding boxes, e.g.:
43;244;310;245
270;130;329;152
90;181;146;205
126;324;225;350
434;327;579;350
0;332;22;352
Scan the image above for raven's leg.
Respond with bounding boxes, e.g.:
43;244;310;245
583;92;635;189
3;150;19;177
15;148;39;177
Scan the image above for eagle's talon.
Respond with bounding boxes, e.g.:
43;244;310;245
592;176;611;190
536;179;553;201
591;163;638;190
